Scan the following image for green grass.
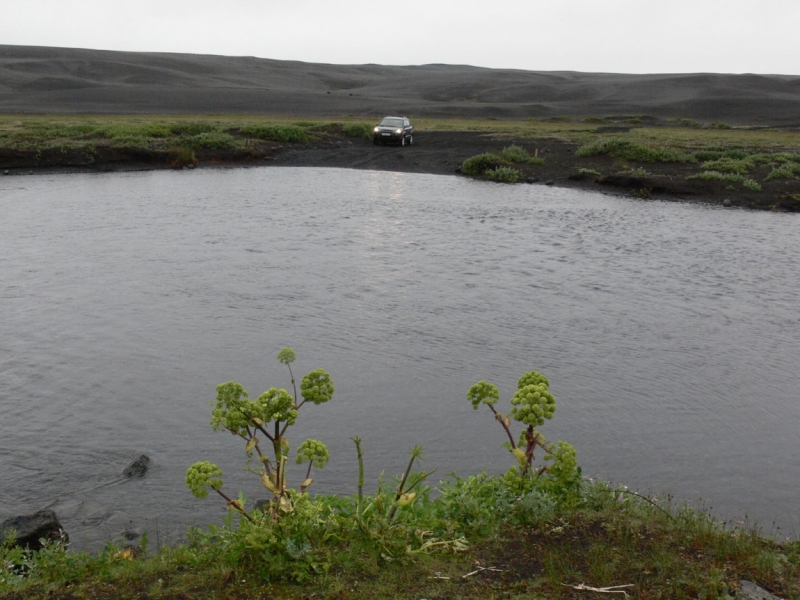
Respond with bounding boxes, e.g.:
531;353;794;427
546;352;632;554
576;138;695;163
498;144;545;164
2;478;798;600
238;124;308;143
484;166;521;183
461;152;508;176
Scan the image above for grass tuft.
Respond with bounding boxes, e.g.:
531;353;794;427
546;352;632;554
576;138;695;163
484;166;521;183
239;124;308;143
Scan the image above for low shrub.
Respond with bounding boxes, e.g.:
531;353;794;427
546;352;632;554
484;166;521;183
498;144;545;165
766;163;800;180
687;171;745;183
692;148;750;161
700;158;755;174
239;124;308;143
341;123;373;139
182;132;237;150
710;121;733;129
99;123;172;139
743;179;762;192
576;138;694;163
577;168;601;177
461;153;507;176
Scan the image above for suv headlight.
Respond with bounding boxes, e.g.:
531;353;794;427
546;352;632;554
374;127;380;133
395;128;402;134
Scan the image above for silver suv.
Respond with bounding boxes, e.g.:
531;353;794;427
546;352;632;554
373;116;414;146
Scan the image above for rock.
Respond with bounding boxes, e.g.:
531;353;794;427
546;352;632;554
545;179;555;186
526;176;539;184
723;198;732;207
186;163;195;169
0;510;68;550
738;580;783;600
3;170;9;175
123;454;150;478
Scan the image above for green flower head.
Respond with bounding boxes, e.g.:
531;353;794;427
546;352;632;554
510;384;556;427
517;370;549;390
186;461;223;499
295;439;330;468
277;347;296;365
255;387;298;425
467;381;500;409
545;441;579;488
210;381;252;435
300;369;334;405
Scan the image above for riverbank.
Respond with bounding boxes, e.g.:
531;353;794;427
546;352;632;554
2;115;800;212
2;478;799;600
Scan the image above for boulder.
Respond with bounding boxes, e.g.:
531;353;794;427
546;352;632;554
254;499;271;513
723;198;733;207
738;580;783;600
123;454;151;478
0;510;68;551
526;176;539;184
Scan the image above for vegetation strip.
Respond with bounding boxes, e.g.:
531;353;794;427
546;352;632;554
2;114;800;211
2;349;799;599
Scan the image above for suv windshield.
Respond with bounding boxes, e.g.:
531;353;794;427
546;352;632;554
380;118;404;127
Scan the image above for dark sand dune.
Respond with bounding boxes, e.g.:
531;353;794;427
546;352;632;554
1;45;799;124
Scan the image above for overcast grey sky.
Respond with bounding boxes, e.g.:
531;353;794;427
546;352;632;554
4;0;799;74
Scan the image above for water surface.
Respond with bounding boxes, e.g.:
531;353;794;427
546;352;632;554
1;167;798;549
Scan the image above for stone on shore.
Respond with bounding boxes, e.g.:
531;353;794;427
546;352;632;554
0;510;68;551
738;580;784;600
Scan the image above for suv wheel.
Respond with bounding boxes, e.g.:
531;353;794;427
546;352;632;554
401;136;405;147
408;135;413;146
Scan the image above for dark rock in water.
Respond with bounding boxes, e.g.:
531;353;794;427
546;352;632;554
0;510;68;550
723;198;732;207
526;176;539;184
123;454;151;478
545;179;555;186
738;580;783;599
3;170;9;175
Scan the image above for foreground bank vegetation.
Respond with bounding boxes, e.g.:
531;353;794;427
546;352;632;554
2;350;799;599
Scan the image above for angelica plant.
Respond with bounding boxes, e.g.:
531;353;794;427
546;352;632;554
186;348;334;518
468;370;579;490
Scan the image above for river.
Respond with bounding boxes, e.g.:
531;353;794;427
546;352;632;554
1;167;798;550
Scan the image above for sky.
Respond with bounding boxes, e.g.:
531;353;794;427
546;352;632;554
3;0;800;75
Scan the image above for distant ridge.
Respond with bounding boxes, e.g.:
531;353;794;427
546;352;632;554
1;45;799;124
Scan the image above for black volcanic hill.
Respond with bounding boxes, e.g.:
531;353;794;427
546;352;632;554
1;45;799;124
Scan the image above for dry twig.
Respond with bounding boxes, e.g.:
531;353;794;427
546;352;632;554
462;565;504;578
563;583;634;597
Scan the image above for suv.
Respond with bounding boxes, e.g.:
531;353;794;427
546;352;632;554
373;116;414;146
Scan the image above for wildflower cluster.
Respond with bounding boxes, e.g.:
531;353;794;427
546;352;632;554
186;461;223;499
296;439;330;468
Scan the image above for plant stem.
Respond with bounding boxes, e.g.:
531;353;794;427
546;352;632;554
287;363;298;404
488;404;517;449
352;437;364;517
213;488;255;523
388;448;420;520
